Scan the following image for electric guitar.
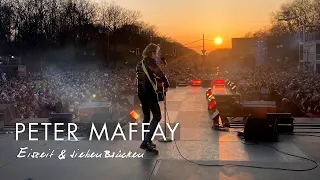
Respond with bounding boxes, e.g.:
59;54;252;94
155;78;165;101
141;59;167;102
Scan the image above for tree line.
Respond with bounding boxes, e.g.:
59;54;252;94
0;0;195;65
245;0;320;38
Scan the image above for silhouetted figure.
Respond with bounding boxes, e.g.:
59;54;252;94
54;100;64;113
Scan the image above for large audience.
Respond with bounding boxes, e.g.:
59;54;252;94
0;59;320;120
224;64;320;117
0;65;136;119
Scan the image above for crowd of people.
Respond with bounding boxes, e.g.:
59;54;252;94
225;65;320;116
0;65;136;119
0;59;320;120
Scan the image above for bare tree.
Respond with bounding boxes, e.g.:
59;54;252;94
43;0;59;45
0;0;13;54
270;0;320;34
0;0;12;42
268;21;290;37
0;0;192;63
247;0;320;39
99;1;141;32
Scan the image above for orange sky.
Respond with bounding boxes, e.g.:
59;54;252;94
95;0;288;53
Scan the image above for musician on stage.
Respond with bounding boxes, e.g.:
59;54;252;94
136;43;169;154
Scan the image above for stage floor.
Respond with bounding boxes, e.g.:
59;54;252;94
1;87;320;180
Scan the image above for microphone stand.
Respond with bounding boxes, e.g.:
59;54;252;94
158;60;172;143
158;90;172;143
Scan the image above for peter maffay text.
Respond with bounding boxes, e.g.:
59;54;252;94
15;123;179;141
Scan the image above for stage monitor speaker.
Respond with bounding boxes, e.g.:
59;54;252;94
266;113;291;119
211;110;229;129
243;101;276;118
49;113;72;123
0;104;15;124
211;110;220;127
244;117;278;141
267;113;294;132
48;113;72;131
86;113;114;139
88;113;114;123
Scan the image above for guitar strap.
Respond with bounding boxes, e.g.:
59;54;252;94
141;60;158;92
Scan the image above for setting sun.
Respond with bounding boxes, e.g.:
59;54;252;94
214;37;223;45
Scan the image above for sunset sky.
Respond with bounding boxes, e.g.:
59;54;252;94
95;0;288;53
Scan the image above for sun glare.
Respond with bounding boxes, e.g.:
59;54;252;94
214;37;223;45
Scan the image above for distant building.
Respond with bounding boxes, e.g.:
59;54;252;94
256;41;266;66
266;35;298;65
231;38;262;66
232;38;258;56
232;36;300;67
300;31;320;73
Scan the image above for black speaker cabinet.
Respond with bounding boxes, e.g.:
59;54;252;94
88;113;113;123
244;117;278;141
86;113;114;140
266;113;294;132
49;113;72;130
49;113;72;123
0;104;15;123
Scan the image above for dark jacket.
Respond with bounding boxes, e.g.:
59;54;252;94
136;57;169;101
